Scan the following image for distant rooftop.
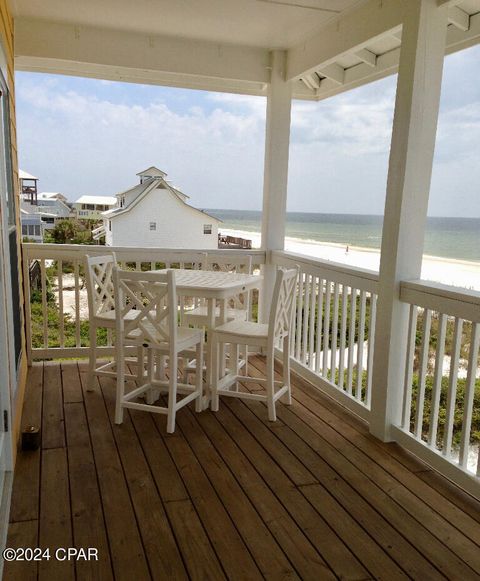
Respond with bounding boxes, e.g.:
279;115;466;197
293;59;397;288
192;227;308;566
75;195;117;205
19;169;38;181
137;166;167;178
37;192;67;201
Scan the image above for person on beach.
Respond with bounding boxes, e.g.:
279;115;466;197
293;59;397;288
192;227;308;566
345;245;349;254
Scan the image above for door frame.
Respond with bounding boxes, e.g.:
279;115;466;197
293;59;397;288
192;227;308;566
0;38;16;566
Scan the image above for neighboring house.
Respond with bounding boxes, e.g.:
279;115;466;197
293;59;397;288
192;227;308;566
35;192;72;219
20;209;48;242
19;171;72;242
99;167;221;248
73;195;117;221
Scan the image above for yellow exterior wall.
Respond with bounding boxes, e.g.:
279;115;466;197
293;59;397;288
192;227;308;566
1;0;28;465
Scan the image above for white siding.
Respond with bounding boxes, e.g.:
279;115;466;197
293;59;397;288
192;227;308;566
108;189;218;249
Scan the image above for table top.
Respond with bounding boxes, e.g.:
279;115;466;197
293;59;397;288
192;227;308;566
149;268;262;299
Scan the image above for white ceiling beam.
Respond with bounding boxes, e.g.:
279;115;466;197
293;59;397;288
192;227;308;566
286;0;406;81
318;62;344;85
304;73;320;89
292;80;317;100
437;0;463;6
355;48;377;67
445;10;480;52
300;76;315;90
448;6;470;31
14;17;270;94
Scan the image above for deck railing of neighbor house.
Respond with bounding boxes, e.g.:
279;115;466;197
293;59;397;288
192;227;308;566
21;243;480;497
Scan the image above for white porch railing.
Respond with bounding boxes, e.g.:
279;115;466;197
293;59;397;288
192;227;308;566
271;250;379;422
22;243;266;361
392;280;480;497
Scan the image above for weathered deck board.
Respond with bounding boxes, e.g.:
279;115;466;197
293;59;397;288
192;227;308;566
5;358;480;581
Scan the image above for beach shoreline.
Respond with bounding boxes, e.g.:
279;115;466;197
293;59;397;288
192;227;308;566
220;227;480;291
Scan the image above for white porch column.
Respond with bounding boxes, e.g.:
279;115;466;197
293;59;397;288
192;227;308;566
370;0;448;440
259;50;292;323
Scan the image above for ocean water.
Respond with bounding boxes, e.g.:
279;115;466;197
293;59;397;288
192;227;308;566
207;210;480;263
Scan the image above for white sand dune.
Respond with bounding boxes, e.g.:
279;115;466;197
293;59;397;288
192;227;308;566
221;228;480;291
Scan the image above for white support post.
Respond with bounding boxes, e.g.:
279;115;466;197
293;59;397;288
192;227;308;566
259;50;292;323
370;0;448;440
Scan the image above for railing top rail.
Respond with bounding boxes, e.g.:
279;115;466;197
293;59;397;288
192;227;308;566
271;249;379;293
22;243;266;262
400;279;480;322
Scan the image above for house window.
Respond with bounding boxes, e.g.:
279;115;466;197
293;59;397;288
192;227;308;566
27;224;39;236
22;225;27;235
149;222;157;231
120;196;125;208
204;224;212;235
108;220;111;232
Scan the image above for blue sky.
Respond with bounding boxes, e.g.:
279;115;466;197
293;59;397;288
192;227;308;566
15;43;480;217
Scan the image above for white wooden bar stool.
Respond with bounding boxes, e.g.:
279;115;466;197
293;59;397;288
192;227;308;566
211;267;298;421
114;268;204;433
85;253;143;390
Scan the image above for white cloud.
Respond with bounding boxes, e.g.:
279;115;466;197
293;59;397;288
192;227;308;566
291;90;395;155
16;76;267;209
15;65;480;217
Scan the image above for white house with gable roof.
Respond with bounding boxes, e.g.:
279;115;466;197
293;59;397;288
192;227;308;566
98;167;221;248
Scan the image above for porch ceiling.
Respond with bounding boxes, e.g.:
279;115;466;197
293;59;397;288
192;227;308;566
11;0;367;49
11;0;480;100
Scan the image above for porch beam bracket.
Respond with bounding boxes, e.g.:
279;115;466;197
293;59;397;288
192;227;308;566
448;6;470;31
355;48;377;67
318;63;344;85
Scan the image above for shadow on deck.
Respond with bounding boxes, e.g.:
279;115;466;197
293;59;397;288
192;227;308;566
5;356;480;580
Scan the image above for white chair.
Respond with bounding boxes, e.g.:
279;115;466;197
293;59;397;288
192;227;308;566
114;268;204;433
85;253;143;390
211;267;298;421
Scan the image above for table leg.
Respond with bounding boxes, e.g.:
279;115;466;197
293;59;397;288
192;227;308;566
219;299;227;378
204;297;216;409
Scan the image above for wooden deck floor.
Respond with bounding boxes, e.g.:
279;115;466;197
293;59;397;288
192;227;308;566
4;357;480;580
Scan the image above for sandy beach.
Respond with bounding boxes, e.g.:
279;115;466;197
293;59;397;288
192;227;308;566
220;228;480;291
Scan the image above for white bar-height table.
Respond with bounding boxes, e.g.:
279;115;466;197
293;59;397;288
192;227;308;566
149;268;263;404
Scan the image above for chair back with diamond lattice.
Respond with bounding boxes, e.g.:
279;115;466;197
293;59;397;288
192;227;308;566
268;268;298;349
85;253;118;319
114;269;177;350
